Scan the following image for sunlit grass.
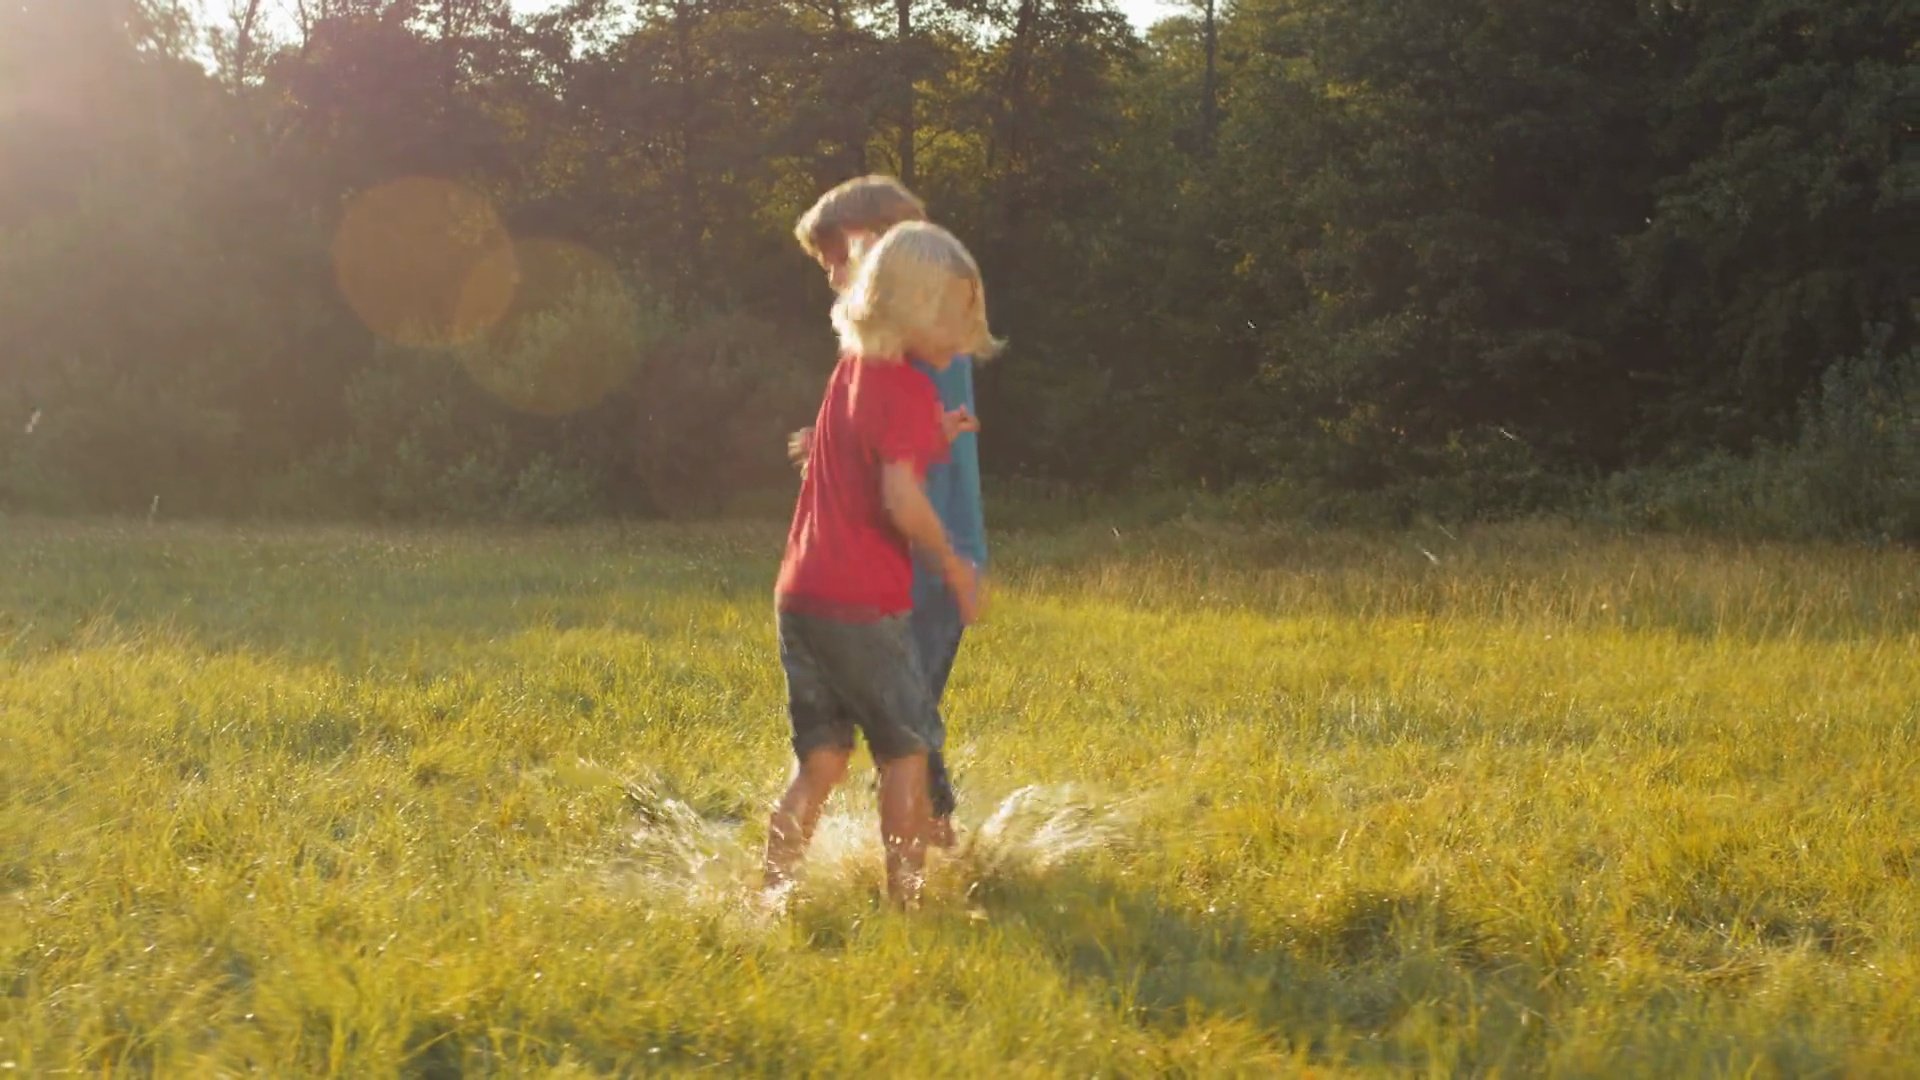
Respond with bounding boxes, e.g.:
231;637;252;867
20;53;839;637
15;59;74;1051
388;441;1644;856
2;517;1916;1074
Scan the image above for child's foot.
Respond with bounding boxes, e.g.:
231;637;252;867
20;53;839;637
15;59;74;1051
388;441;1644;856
928;815;957;850
754;880;796;919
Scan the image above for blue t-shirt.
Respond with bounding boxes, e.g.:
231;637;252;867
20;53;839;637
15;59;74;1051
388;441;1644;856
911;355;988;568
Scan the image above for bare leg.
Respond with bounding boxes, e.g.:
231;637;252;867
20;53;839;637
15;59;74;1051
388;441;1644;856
763;748;850;893
877;752;931;907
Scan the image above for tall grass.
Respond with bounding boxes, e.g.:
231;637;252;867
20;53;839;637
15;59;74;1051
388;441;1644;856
2;517;1915;1074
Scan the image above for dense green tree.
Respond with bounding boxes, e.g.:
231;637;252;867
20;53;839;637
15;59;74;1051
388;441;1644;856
0;0;1908;532
1623;0;1916;452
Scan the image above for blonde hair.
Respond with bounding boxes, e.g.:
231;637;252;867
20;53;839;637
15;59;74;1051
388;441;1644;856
793;175;927;264
833;222;1004;363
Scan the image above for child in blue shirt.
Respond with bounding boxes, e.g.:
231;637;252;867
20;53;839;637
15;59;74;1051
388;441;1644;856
908;353;986;843
791;176;992;847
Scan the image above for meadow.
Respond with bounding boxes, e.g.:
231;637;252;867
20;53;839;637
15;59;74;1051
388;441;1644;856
2;515;1916;1076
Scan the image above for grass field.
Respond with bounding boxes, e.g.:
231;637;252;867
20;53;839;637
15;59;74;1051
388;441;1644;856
3;516;1917;1076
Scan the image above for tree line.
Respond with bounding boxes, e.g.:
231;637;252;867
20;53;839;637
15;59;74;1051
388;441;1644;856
1;0;1912;535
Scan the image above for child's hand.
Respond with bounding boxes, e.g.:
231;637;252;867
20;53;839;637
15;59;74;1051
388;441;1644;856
787;426;814;468
941;407;979;444
943;556;984;626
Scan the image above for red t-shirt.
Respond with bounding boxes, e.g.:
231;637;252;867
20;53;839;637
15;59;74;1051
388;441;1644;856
776;355;949;620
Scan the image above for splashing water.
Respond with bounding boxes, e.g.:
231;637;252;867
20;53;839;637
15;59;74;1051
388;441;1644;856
618;786;745;896
609;776;1131;917
955;784;1133;884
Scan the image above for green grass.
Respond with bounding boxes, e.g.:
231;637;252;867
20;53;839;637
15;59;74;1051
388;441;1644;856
3;516;1917;1076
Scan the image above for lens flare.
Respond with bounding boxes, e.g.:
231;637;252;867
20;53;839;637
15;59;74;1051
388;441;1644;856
331;177;515;348
452;239;642;416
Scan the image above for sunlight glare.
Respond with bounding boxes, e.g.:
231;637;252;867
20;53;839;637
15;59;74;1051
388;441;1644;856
331;176;515;348
452;238;642;416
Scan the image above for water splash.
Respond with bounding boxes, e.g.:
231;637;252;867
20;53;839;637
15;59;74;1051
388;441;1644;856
607;777;1130;916
617;782;747;899
954;784;1133;884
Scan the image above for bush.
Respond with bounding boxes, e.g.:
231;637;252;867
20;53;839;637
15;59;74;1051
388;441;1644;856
451;246;670;421
1590;451;1796;536
506;455;605;524
626;311;818;517
268;350;609;523
1592;341;1919;543
1209;425;1578;530
1786;340;1919;539
264;270;820;523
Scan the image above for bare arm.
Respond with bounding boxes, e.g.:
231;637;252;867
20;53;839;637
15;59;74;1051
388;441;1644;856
881;461;979;624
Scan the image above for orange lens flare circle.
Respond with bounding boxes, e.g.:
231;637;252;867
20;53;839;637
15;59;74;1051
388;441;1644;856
331;177;515;348
453;239;641;417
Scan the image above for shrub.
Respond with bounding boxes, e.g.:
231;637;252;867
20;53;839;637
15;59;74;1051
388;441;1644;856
1592;340;1918;543
626;311;818;517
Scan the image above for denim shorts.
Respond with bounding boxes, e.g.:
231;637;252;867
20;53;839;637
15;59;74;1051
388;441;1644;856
778;610;939;765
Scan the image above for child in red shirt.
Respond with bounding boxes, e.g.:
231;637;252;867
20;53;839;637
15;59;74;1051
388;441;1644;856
763;221;999;908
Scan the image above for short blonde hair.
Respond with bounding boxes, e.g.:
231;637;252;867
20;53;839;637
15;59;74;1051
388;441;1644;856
833;222;1004;362
793;175;927;264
